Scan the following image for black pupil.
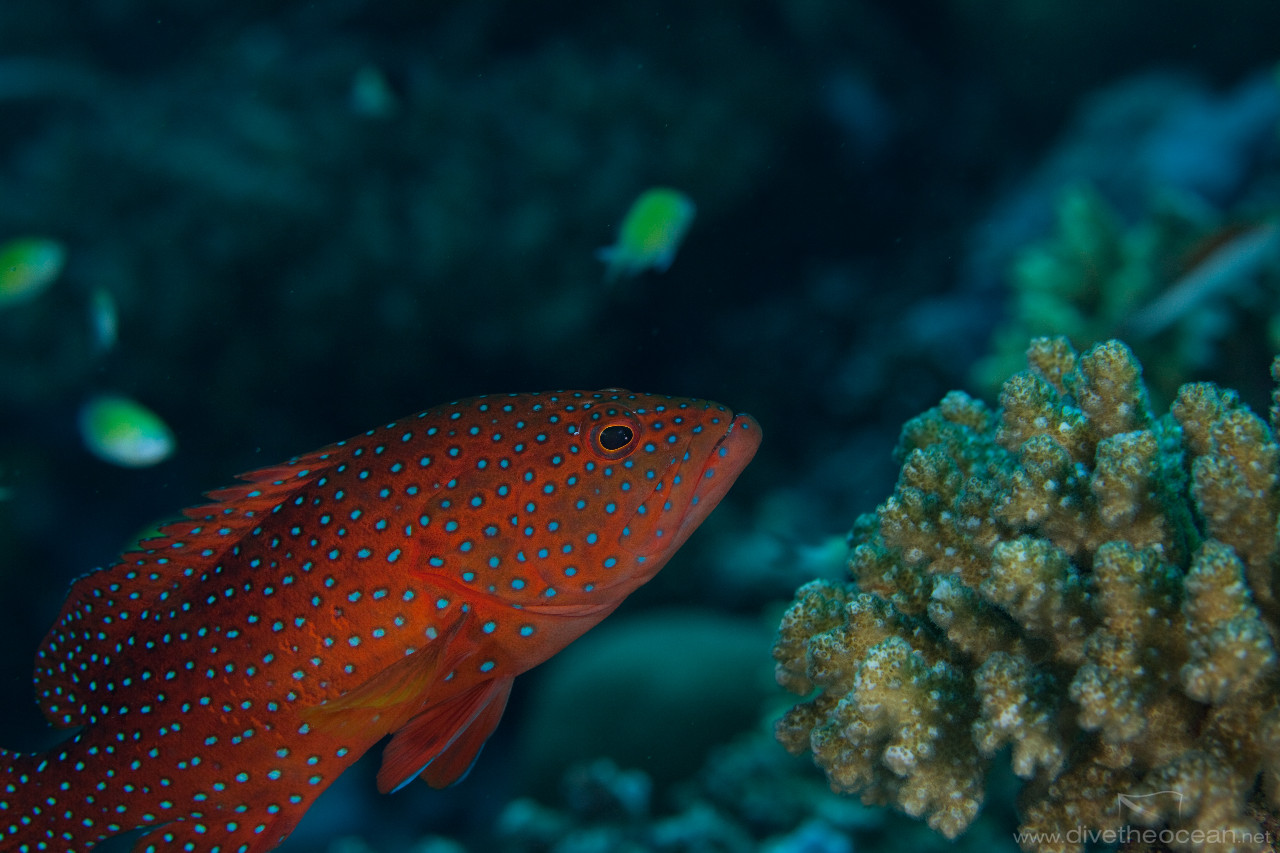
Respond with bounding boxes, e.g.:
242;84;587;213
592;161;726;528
598;424;634;451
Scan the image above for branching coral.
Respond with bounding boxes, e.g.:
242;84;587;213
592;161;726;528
774;337;1280;852
971;184;1280;406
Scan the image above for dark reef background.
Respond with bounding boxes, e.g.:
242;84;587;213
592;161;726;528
3;3;1280;851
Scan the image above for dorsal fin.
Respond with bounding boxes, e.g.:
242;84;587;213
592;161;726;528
33;447;341;728
123;447;344;567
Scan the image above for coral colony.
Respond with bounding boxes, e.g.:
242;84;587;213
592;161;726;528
775;338;1280;852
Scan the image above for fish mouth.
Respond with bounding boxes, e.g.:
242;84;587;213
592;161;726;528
612;410;760;563
668;411;761;549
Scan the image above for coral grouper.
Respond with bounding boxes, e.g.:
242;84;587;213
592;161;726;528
1;390;760;853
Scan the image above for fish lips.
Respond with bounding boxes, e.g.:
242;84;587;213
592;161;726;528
619;411;761;559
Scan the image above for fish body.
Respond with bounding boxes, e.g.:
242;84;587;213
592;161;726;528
1125;219;1280;337
597;188;696;282
78;394;176;468
89;287;118;354
1;390;760;853
0;236;64;307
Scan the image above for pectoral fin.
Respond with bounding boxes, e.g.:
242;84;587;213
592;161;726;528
376;676;514;793
301;616;464;739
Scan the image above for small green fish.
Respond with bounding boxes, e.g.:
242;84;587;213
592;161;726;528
78;394;176;468
0;237;65;307
597;188;695;282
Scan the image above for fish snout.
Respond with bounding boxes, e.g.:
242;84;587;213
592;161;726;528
624;408;761;559
666;409;760;550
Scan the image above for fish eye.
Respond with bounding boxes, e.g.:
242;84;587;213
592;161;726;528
599;425;634;450
589;418;639;460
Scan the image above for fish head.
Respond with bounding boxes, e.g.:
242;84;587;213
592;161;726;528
465;389;760;611
390;389;758;628
579;390;759;559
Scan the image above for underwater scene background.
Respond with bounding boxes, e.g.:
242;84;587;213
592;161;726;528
4;2;1280;852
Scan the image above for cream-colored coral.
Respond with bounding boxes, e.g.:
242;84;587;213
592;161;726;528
774;337;1280;853
1181;541;1277;703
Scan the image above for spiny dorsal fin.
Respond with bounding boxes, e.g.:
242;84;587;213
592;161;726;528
33;446;342;729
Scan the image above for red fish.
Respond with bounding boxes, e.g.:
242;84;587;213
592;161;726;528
1;390;760;853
